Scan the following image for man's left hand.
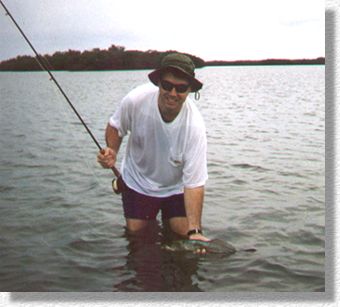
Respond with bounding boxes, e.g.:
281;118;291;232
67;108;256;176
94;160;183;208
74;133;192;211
188;233;211;254
188;233;211;242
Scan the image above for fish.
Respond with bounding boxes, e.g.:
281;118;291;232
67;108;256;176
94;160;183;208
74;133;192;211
161;239;239;255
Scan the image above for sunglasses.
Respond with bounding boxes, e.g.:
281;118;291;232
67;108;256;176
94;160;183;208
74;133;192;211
160;80;190;93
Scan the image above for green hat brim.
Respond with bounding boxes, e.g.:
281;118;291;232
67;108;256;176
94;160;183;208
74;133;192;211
148;66;203;93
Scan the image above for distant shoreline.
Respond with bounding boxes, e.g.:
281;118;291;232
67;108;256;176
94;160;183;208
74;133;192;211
0;63;326;73
0;45;325;71
205;58;325;66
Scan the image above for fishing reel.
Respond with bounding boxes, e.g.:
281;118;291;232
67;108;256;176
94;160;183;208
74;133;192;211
112;176;124;194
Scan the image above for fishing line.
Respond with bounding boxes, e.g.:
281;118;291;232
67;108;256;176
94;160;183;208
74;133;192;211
0;0;121;187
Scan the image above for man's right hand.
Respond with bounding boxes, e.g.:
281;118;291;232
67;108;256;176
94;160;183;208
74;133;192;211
97;147;116;169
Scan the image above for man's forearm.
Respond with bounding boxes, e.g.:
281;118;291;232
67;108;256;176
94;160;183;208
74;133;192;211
105;123;122;153
184;186;204;231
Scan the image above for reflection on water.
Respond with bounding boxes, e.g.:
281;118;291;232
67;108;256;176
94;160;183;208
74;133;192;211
113;223;202;292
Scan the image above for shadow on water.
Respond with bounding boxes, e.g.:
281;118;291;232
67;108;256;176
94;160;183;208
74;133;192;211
112;221;202;292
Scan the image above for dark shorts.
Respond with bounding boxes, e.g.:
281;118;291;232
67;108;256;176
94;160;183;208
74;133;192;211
121;181;186;220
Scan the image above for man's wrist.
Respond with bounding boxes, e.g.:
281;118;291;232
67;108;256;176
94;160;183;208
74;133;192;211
187;228;202;237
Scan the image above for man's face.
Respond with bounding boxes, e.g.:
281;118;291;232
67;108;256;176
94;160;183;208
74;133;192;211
158;72;191;119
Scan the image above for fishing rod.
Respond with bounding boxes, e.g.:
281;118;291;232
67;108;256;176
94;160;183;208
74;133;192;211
0;0;122;191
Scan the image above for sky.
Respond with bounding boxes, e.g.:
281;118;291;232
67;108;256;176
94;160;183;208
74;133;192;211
0;0;325;62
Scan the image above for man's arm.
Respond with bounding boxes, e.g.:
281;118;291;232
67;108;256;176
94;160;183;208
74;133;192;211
105;123;122;152
184;186;210;241
97;124;122;169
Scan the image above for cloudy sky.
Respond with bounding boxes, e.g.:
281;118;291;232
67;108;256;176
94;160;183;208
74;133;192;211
0;0;324;62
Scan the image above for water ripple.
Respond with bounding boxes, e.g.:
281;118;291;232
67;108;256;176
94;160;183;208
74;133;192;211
0;67;325;291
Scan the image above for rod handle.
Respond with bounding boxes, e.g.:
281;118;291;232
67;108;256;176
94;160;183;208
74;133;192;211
100;149;121;178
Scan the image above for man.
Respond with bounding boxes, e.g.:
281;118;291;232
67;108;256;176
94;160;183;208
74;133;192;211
97;53;209;242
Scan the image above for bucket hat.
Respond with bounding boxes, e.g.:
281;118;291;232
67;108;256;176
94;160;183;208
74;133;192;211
148;53;203;92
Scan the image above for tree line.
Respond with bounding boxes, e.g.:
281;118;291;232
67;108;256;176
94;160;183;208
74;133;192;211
206;58;325;66
0;45;204;71
0;44;324;71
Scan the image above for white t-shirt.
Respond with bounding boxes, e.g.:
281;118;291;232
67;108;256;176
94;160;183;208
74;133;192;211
109;83;208;197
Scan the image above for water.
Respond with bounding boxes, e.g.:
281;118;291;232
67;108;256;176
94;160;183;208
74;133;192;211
0;66;325;292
